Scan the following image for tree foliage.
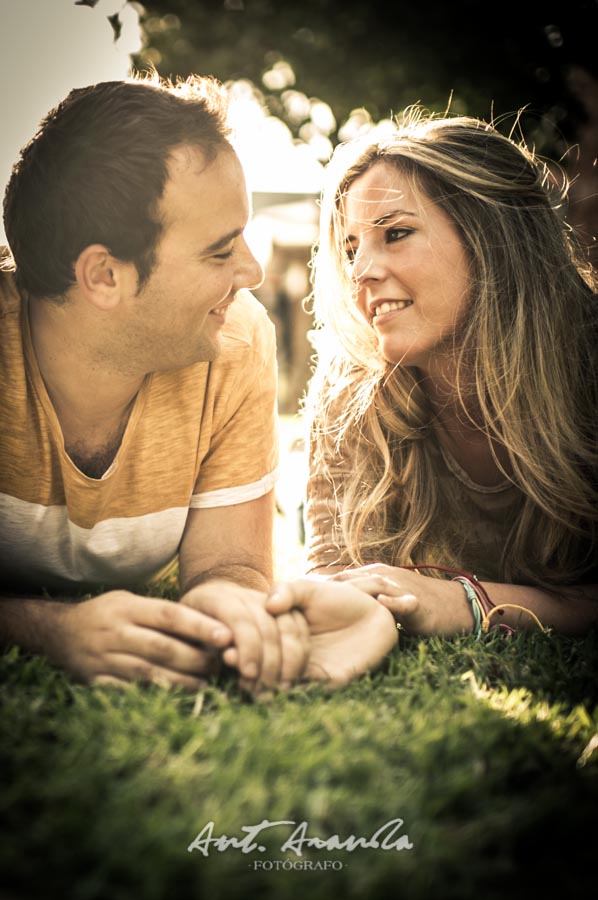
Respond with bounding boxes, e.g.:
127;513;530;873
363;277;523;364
134;0;598;156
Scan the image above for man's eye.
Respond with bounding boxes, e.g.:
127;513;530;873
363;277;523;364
214;246;234;260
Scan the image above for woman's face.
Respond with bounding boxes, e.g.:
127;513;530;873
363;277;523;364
342;160;471;373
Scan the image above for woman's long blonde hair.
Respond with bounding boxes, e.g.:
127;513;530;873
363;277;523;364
307;110;598;586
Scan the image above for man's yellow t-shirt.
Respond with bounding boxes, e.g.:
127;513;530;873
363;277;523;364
0;272;278;593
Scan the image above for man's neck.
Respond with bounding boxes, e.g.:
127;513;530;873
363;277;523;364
28;297;145;477
28;296;145;424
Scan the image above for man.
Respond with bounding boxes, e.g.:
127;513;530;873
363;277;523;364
0;73;320;691
0;73;398;691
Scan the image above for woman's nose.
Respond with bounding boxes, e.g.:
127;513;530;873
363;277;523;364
352;245;387;284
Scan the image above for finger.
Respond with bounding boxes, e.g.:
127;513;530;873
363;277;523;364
94;654;209;691
184;591;266;682
134;598;233;648
228;614;265;682
331;574;401;598
377;592;419;620
330;565;379;581
333;563;402;583
222;646;239;668
238;678;274;698
92;675;130;689
329;570;359;582
225;608;307;691
266;579;321;615
265;581;297;615
277;609;310;686
121;625;222;677
248;602;282;689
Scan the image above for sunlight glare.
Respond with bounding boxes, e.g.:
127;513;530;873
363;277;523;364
227;81;324;196
0;0;142;246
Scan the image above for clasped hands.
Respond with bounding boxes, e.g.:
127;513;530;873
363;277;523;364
59;564;475;694
182;565;470;692
184;561;469;689
60;575;399;693
182;576;399;692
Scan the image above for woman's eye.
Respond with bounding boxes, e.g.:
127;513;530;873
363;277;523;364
386;227;412;244
344;242;357;262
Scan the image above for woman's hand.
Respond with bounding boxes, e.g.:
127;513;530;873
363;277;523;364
265;578;399;686
330;564;475;636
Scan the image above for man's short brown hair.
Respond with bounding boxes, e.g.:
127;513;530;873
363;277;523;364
3;73;232;301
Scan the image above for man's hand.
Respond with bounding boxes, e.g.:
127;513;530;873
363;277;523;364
53;590;234;689
331;564;473;636
265;578;399;687
181;579;310;692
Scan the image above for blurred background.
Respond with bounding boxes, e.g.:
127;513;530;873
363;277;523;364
131;0;598;418
1;0;597;416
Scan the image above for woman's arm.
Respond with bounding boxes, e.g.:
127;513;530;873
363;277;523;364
330;564;598;637
474;580;597;636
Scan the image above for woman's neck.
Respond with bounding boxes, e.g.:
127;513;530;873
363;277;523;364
417;369;513;488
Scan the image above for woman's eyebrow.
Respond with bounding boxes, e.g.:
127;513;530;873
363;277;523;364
345;209;417;243
373;209;417;226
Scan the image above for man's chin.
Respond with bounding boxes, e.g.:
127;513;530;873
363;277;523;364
195;335;223;364
156;337;222;372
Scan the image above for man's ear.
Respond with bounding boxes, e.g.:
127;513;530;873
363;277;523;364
74;244;131;311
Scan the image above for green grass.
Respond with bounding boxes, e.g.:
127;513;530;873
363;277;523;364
1;633;597;899
1;417;597;899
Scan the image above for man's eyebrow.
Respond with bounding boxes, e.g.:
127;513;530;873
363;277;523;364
201;228;244;254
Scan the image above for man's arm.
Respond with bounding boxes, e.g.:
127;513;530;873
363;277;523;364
0;490;304;692
0;596;72;660
178;491;274;594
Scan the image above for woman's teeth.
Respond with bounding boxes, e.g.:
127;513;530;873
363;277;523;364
373;300;413;316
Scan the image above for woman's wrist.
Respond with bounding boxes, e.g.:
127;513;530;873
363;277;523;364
453;577;484;638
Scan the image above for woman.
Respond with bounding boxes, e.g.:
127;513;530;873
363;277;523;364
302;110;598;639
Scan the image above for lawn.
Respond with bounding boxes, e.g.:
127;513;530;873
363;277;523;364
1;415;597;899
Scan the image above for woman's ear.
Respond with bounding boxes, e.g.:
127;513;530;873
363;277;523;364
74;244;125;311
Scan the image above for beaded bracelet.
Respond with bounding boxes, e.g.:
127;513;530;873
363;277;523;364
453;576;483;640
451;573;515;637
449;573;550;635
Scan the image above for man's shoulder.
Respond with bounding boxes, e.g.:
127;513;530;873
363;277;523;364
0;268;24;370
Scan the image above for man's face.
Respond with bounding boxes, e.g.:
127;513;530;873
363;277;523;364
125;144;263;371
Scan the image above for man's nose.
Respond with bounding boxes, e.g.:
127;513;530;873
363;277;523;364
236;238;264;291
